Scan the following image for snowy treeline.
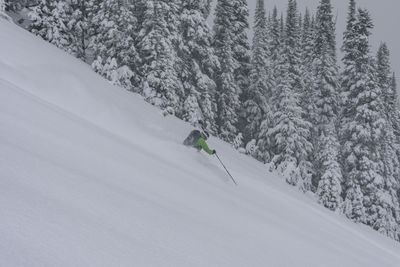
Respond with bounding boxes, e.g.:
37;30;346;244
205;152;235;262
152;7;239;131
5;0;400;241
0;0;11;20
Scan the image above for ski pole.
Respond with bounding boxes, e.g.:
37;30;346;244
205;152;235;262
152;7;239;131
215;153;238;186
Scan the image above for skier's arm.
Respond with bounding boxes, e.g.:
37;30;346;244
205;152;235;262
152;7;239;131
199;138;214;155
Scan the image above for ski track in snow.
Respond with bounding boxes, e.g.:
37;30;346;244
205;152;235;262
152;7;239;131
1;20;400;267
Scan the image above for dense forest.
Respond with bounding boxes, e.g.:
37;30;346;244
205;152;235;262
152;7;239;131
2;0;400;242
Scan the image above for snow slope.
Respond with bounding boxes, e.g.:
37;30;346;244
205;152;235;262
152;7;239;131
1;20;400;267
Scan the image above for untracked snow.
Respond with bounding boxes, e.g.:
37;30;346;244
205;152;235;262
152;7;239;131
1;20;400;267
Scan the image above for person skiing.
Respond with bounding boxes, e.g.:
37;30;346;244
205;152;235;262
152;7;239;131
183;121;216;155
183;121;237;185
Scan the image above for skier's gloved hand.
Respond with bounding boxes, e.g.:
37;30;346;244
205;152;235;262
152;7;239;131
212;150;216;155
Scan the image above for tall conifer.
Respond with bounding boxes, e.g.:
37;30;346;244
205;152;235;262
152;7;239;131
240;0;269;148
313;0;343;209
341;8;392;235
91;0;138;89
178;0;219;132
257;6;280;162
68;0;100;62
213;0;250;142
269;0;313;190
376;43;400;240
135;0;183;115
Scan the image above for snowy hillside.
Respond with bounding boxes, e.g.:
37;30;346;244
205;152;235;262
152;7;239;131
1;20;400;267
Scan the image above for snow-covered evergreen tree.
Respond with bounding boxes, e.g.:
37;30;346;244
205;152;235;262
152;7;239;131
135;0;183;115
316;125;342;210
0;0;5;13
312;0;343;209
233;0;251;96
376;43;400;240
260;10;284;163
28;0;70;50
3;0;13;12
240;0;269;148
341;8;395;237
233;133;244;149
257;6;280;163
378;120;400;240
213;0;250;142
28;0;101;62
376;44;399;143
340;0;357;112
177;0;219;133
268;59;313;189
377;43;396;114
392;73;398;106
51;1;70;49
268;7;281;66
298;10;317;185
0;0;10;21
284;0;303;93
299;9;316;120
269;0;313;191
91;0;137;90
67;0;97;62
4;0;36;12
340;0;360;221
245;139;258;157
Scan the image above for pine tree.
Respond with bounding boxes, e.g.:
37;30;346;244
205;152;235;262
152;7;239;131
232;0;251;101
300;9;316;120
133;0;151;28
51;1;70;49
376;43;400;240
313;0;343;209
135;0;183;115
340;0;357;111
213;0;250;142
3;0;13;12
268;7;281;65
269;57;313;188
0;0;5;13
284;0;303;94
177;0;219;133
0;0;10;21
316;125;343;210
28;0;70;50
240;0;269;148
340;0;360;221
29;0;53;39
204;0;213;17
257;6;280;163
377;44;396;113
91;0;137;89
299;9;317;182
377;45;399;146
68;0;102;62
261;11;284;163
392;74;398;106
269;0;313;190
341;8;390;232
4;0;36;12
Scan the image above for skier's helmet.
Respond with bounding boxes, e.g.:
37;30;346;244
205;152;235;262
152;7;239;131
202;131;210;140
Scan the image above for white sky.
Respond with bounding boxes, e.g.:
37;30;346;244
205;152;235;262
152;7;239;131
211;0;400;79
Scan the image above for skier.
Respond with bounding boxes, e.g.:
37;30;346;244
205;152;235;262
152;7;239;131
183;121;216;155
184;121;237;185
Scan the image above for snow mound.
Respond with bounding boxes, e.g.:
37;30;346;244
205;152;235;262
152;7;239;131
1;20;400;267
